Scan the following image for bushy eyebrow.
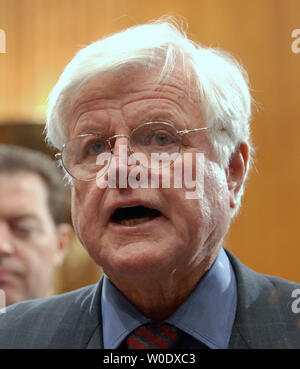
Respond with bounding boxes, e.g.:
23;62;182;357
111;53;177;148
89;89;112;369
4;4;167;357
71;106;187;139
72;125;110;137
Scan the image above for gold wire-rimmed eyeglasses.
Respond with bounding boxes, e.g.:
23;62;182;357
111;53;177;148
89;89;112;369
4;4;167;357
55;121;209;181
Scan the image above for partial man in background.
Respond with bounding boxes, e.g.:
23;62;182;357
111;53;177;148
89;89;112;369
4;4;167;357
0;145;72;306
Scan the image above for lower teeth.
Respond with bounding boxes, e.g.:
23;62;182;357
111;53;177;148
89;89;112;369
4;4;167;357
120;217;151;226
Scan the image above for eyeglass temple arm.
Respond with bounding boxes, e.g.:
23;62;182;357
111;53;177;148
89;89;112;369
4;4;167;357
55;152;62;159
177;127;209;136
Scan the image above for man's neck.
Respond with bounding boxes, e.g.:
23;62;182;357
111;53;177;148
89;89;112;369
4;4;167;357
106;257;214;321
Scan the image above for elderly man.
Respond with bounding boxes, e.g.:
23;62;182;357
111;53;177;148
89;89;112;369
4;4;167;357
0;145;72;307
0;20;299;349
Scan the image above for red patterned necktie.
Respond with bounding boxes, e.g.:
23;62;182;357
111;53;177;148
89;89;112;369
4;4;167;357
126;324;180;349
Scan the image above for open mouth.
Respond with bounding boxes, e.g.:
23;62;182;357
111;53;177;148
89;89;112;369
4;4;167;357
110;205;162;226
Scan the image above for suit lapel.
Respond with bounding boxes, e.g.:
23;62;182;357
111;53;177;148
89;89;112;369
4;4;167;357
47;277;104;349
86;326;103;349
226;250;297;349
85;278;104;349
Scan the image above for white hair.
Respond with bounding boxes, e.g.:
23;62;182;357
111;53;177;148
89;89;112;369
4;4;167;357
45;17;254;215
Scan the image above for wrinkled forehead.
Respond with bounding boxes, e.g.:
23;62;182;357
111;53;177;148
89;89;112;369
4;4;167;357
71;65;151;107
67;62;199;133
73;62;195;103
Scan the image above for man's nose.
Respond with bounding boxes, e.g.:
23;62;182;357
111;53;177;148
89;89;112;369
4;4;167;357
113;136;131;168
104;136;136;188
0;222;14;256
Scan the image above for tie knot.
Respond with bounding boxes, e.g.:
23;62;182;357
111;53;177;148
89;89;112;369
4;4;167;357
126;324;180;349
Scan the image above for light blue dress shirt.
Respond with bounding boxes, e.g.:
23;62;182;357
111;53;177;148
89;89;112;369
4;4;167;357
101;248;237;349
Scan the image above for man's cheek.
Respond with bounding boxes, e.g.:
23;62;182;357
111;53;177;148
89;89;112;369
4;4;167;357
169;152;205;200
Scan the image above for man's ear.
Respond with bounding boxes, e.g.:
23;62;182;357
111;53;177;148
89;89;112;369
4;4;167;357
54;223;73;267
226;142;249;209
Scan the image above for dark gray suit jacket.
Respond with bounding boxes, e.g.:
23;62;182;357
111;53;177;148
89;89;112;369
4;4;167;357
0;251;299;349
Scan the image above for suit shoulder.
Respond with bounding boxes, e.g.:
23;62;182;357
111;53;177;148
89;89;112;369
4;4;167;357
226;248;300;291
3;283;96;317
0;283;98;348
226;250;300;348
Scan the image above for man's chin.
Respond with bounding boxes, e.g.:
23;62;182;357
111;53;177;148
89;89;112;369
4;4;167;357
101;246;175;280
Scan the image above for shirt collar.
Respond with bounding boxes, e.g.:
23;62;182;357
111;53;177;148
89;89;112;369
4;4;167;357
101;248;237;349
